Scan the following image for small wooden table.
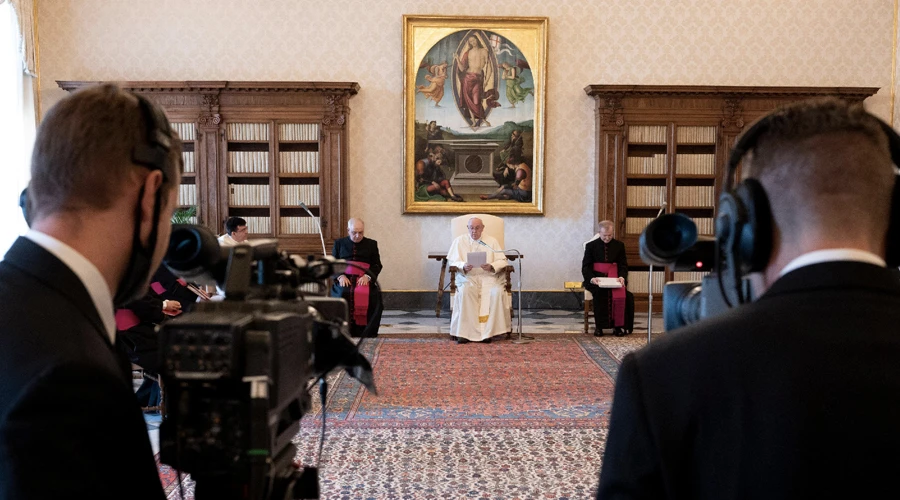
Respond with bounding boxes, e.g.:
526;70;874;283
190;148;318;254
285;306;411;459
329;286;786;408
428;251;525;318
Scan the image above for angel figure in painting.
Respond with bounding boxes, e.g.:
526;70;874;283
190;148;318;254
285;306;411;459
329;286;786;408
500;61;534;108
416;61;449;107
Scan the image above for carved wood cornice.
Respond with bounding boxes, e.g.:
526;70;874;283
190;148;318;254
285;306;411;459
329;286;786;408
57;81;361;96
584;85;878;102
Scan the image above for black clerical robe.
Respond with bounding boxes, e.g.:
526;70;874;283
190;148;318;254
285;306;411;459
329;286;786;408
330;236;384;338
117;266;197;375
582;237;634;331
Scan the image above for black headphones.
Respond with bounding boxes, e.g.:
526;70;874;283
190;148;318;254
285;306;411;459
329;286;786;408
131;93;173;177
114;92;175;306
716;105;900;291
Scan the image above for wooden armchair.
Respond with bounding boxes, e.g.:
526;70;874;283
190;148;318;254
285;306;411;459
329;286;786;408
447;214;515;337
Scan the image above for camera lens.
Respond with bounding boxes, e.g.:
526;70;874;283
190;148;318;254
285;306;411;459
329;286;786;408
639;213;699;266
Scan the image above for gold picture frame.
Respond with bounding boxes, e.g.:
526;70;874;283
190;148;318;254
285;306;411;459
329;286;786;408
402;15;548;214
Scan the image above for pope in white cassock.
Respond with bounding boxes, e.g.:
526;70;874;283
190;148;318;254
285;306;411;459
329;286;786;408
447;217;511;343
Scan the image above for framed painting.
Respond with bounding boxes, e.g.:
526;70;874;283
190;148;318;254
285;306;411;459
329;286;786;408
402;15;548;214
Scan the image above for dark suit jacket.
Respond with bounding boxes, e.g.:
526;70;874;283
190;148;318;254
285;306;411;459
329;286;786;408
0;238;165;499
597;261;900;499
582;237;628;286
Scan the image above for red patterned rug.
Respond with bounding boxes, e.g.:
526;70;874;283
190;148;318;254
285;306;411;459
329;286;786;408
306;334;619;428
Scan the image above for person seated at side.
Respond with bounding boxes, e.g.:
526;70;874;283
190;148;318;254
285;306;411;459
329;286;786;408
447;217;510;344
116;295;180;407
582;220;634;336
218;216;248;247
117;265;197;406
210;216;249;300
330;218;383;338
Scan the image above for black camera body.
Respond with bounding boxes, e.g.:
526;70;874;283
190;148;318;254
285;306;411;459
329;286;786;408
158;306;313;480
640;213;752;330
157;225;374;500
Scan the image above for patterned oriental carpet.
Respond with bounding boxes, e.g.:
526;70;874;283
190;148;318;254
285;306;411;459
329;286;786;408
158;332;652;499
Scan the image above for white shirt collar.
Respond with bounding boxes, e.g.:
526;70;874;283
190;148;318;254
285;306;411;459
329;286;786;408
24;230;117;343
779;248;886;277
218;233;238;247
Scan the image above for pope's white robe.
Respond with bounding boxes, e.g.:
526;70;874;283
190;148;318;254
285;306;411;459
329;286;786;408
447;234;511;341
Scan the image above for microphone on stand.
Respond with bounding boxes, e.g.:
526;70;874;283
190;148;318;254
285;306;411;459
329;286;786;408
300;201;327;258
476;240;530;344
647;199;667;344
655;200;667;218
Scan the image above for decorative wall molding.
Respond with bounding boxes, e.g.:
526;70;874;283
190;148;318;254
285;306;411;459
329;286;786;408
596;96;624;128
323;94;346;127
721;98;745;129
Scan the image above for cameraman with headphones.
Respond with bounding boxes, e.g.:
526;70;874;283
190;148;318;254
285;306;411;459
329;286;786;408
597;98;900;499
0;84;181;498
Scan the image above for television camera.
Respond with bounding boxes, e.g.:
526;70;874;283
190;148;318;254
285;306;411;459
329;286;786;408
639;213;752;331
157;224;376;499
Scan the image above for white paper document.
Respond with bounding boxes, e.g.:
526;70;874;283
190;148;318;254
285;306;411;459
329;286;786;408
466;251;487;266
591;277;623;288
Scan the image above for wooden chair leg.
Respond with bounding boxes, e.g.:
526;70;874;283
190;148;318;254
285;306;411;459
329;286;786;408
436;258;447;318
158;377;165;418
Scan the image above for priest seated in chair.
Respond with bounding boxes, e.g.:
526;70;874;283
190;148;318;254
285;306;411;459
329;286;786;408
330;218;383;338
582;220;634;336
447;216;511;344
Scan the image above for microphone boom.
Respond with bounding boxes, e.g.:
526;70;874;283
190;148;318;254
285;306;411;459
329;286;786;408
300;202;327;258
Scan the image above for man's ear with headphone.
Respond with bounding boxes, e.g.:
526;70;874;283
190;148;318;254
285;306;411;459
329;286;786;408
715;108;900;278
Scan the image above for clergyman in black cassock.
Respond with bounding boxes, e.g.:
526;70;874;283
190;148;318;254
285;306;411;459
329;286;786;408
330;218;384;338
582;223;635;335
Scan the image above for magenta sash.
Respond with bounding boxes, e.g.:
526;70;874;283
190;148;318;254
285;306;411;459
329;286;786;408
115;309;141;331
345;261;371;326
593;263;625;327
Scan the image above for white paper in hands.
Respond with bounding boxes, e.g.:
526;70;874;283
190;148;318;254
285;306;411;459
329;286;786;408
591;277;623;288
466;251;487;266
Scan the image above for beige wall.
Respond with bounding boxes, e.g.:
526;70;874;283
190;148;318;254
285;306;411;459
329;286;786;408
36;0;896;290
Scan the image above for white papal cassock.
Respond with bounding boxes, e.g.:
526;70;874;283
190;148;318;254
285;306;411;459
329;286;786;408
447;234;511;341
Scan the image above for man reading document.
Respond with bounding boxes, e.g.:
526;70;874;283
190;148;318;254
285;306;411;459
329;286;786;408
447;217;510;344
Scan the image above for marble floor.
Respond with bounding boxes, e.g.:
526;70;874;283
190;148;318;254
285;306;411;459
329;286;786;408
379;308;664;336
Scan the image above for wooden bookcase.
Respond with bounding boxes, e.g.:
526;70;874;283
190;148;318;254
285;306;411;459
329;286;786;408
584;85;877;312
58;81;359;256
